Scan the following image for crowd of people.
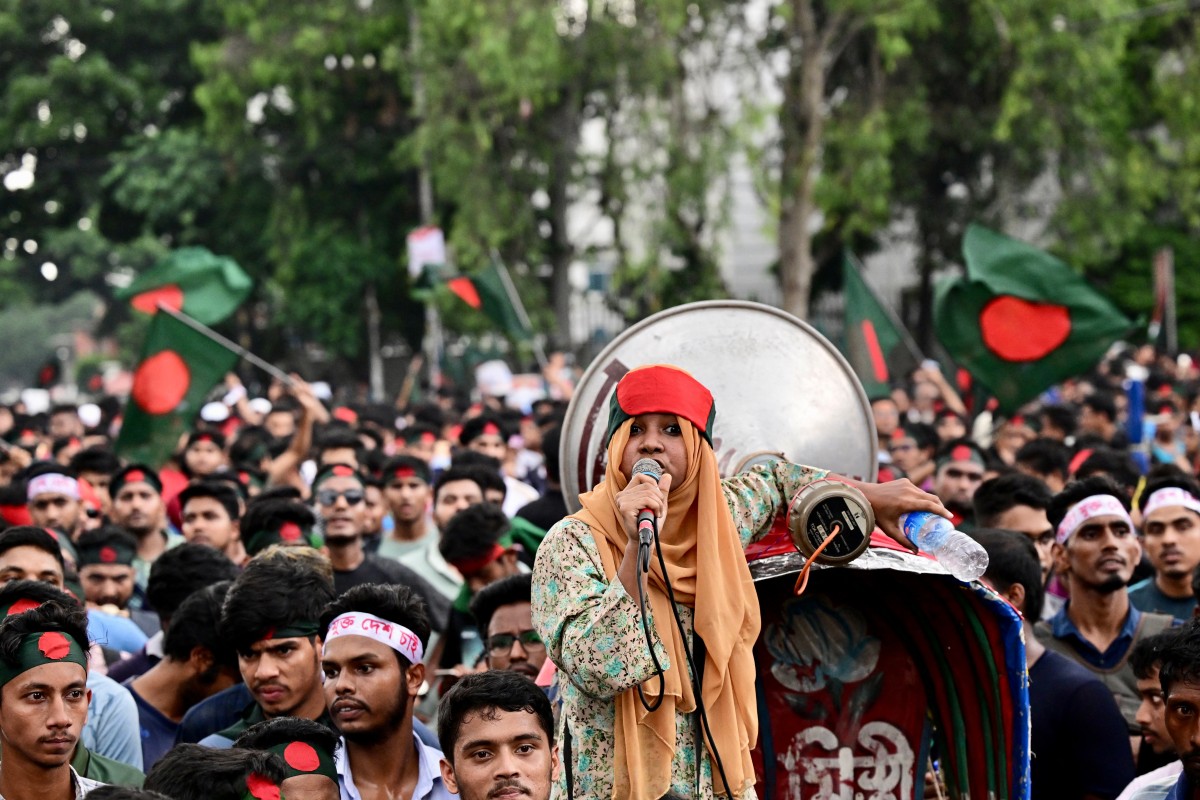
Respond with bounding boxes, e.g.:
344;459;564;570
2;339;1200;799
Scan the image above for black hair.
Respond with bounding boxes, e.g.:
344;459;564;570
410;402;448;430
146;544;239;624
1131;629;1182;681
0;580;77;610
0;526;65;570
19;461;76;482
970;528;1044;621
179;481;242;522
1082;392;1118;422
443;459;506;500
381;455;432;486
1159;618;1200;696
318;583;430;666
229;426;271;466
76;525;139;556
145;745;287;800
360;450;386;479
468;573;532;637
164;582;236;672
1014;439;1070;480
186;430;227;451
0;599;89;664
1137;474;1200;512
541;424;562;484
437;671;554;764
221;550;335;654
1047;476;1129;535
239;499;317;557
1040;404;1079;437
68;446;122;477
433;465;488;501
1073;448;1141;492
86;788;174;800
48;404;78;419
459;414;510;447
50;437;81;458
316;428;363;461
974;473;1054;527
234;715;341;756
935;437;986;466
253;485;304;503
896;422;938;452
401;423;439;446
440;502;510;565
357;426;384;452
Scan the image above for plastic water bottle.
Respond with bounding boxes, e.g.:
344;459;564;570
900;511;989;581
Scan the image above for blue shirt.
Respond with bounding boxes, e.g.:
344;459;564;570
87;609;149;653
123;678;179;771
335;732;452;800
1165;769;1193;800
1049;602;1142;669
82;672;144;771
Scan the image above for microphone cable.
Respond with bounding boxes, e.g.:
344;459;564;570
636;517;666;712
639;519;735;799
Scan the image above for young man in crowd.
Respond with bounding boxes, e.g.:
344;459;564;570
107;543;239;683
25;463;85;540
0;599;102;799
75;527;154;652
107;465;181;592
437;671;558;800
1143;618;1200;799
1014;438;1071;494
239;498;323;558
431;466;486;532
1129;475;1200;620
514;425;567;533
311;464;449;628
319;583;452;800
974;528;1134;799
974;473;1059;618
469;574;545;680
199;548;336;748
234;717;341;800
0;528;144;772
179;481;247;566
1128;631;1183;790
458;416;538;518
1035;477;1176;743
126;583;240;770
378;456;461;603
181;432;228;480
145;746;286;800
0;580;145;787
69;447;121;518
931;439;987;531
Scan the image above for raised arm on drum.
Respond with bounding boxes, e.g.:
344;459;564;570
840;477;951;552
614;471;673;600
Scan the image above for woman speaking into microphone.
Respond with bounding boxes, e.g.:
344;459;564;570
532;364;948;800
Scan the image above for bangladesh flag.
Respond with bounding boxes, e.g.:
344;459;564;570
843;253;922;400
446;260;532;341
934;225;1134;412
117;247;252;326
115;312;239;467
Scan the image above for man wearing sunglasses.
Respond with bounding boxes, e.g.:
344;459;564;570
468;574;545;680
313;464;450;629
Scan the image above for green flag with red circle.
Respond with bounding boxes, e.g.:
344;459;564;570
116;247;252;326
934;225;1134;413
842;253;923;400
115;312;239;467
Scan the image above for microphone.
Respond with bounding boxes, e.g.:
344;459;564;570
632;458;663;551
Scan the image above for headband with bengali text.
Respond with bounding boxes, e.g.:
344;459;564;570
27;474;79;501
1056;494;1134;544
1143;487;1200;518
324;611;423;665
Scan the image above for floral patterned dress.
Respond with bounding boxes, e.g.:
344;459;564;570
532;460;828;799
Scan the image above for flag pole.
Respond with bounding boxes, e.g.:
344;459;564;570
490;249;548;370
156;305;297;388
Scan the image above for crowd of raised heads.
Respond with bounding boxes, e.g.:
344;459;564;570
874;344;1200;799
5;340;1200;798
0;365;571;799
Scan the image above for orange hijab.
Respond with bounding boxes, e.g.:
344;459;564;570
574;406;760;798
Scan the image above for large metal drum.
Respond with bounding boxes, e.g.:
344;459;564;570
560;300;877;512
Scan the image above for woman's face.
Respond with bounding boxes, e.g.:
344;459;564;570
619;413;688;487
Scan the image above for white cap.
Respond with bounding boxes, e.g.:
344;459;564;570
201;401;230;422
249;397;273;416
78;403;102;429
475;360;514;397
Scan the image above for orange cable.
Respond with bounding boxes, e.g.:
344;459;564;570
793;521;841;596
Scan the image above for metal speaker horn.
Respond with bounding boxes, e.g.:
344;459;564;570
560;300;877;512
